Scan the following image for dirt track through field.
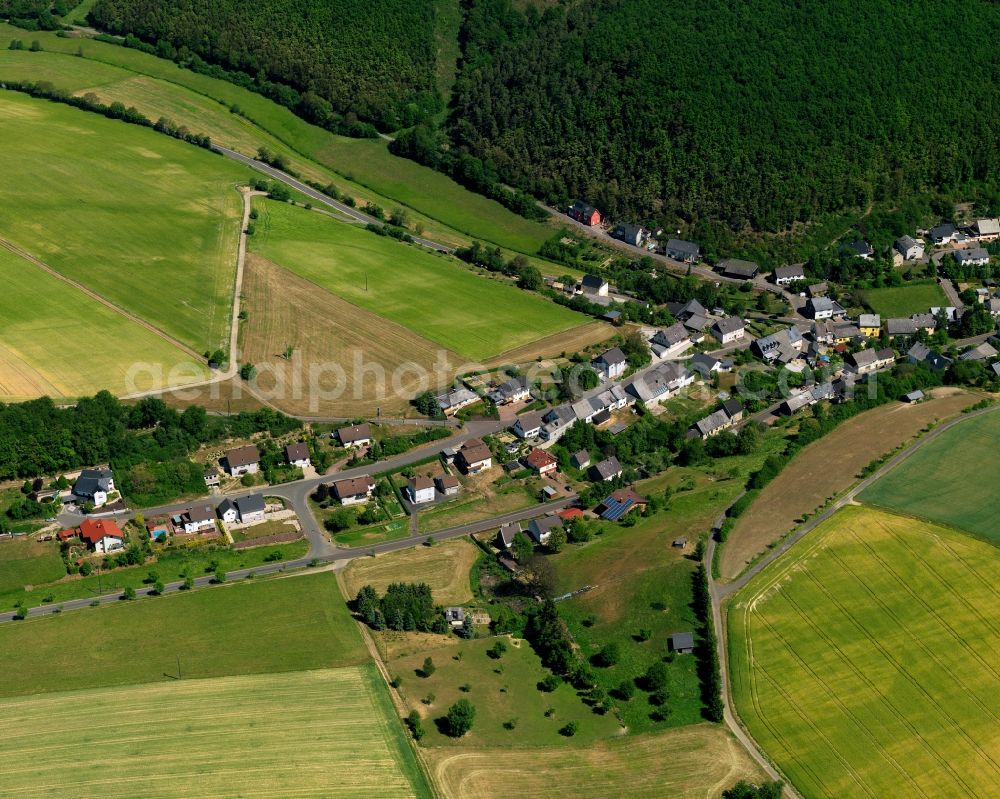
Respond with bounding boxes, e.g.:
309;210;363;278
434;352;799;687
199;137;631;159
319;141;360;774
721;389;981;580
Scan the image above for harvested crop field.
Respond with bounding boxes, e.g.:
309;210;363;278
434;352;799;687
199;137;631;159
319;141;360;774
239;254;458;416
729;505;1000;798
424;724;764;798
482;321;618;368
0;666;430;798
342;538;477;606
720;388;981;580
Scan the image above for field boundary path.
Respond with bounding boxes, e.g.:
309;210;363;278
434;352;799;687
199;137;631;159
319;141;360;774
705;400;1000;798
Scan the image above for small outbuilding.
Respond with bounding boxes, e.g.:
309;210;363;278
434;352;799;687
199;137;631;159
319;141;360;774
669;632;695;655
903;390;925;403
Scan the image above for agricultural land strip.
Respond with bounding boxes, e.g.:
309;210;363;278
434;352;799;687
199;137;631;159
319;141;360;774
720;388;983;580
342;538;477;606
729;505;1000;799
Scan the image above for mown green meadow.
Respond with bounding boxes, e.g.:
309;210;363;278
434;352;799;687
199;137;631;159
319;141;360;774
729;505;1000;799
0;571;361;696
249;200;584;360
0;25;554;254
860;281;948;317
0;244;207;400
858;408;1000;542
0;666;429;799
0;89;248;353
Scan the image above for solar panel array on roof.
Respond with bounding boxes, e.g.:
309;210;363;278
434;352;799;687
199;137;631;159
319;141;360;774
600;496;634;521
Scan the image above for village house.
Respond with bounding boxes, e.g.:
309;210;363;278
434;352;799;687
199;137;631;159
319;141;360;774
437;387;479;416
596;488;647;521
960;342;999;362
218;494;266;525
773;264;805;285
336;423;372;448
690;352;730;377
592;347;628;380
590;456;623;482
970;218;1000;241
75;518;125;553
805;297;845;320
528;515;563;544
846;240;874;260
581;274;610;297
570;397;597;426
624;361;695;406
956;247;990;267
673;298;707;321
496;521;521;550
568;200;601;226
849;347;895;375
911;313;936;334
72;467;115;508
894;235;925;261
457;439;493;474
711;316;746;345
885;317;918;337
204;467;221;488
779;382;836;415
929;223;958;245
665;238;700;263
489;376;530;405
611;222;647;247
525;447;559;475
570;450;591;469
332;475;375;506
178;504;217;534
907;342;951;371
752;326;804;363
692;399;744;438
683;312;711;335
857;314;881;337
903;390;925;403
512;410;545;440
407;476;436;504
435;474;461;496
650;322;693;360
807;282;828;298
718;258;760;280
540;404;577;442
284;442;311;469
224;445;260;477
594;384;630;412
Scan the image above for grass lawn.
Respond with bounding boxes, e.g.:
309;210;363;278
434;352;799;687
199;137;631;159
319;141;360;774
0;244;208;400
334;518;412;548
0;571;365;696
0;539;308;611
858;406;1000;543
250;200;584;360
860;281;948;317
0;89;248;354
424;723;765;799
729;505;1000;798
388;634;621;746
0;665;430;798
417;487;539;533
0;536;65;595
343;538;477;605
0;26;554;254
229;518;300;542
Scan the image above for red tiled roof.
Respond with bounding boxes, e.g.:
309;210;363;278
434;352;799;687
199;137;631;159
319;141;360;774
525;448;557;470
57;529;77;541
77;518;124;545
558;508;584;521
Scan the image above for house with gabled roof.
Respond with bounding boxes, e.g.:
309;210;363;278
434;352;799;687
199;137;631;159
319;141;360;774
711;316;745;344
435;474;461;496
590;456;623;482
592;347;628;380
773;264;805;285
489;376;530;405
596;488;647;521
624;361;694;406
929;223;958;244
437;387;479;416
512;410;545;440
285;442;311;469
886;317;918;337
611;223;647;247
407;476;436;504
857;314;881;337
496;521;522;550
581;274;609;296
894;235;924;260
846;240;874;260
76;518;125;553
528;515;563;544
331;475;375;506
971;218;1000;241
457;440;492;474
718;259;759;279
568;200;601;226
72;467;115;508
849;347;895;375
224;445;260;477
752;326;804;362
665;238;700;263
525;447;558;475
650;323;693;360
336;423;372;448
960;342;998;362
956;248;990;267
178;504;217;534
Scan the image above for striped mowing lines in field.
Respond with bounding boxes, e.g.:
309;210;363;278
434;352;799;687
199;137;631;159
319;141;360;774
0;666;425;798
729;505;1000;799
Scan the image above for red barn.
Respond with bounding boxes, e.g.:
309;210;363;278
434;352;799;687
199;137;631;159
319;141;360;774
568;200;601;226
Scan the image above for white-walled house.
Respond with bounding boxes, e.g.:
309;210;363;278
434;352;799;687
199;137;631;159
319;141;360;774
284;442;311;469
592;347;628;380
224;445;260;476
179;504;217;534
331;476;375;506
408;476;436;504
72;467;115;508
711;317;745;345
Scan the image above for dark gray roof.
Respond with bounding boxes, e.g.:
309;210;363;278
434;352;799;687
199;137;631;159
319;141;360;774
591;456;622;480
930;223;956;240
582;274;607;289
718;258;759;278
665;238;699;257
713;316;744;335
774;265;805;280
594;347;627;366
236;494;266;514
217;498;236;517
670;632;695;651
337;423;371;444
848;240;873;256
722;398;743;417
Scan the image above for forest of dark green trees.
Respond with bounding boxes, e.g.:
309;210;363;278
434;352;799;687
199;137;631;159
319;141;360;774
81;0;1000;241
447;0;1000;235
88;0;442;129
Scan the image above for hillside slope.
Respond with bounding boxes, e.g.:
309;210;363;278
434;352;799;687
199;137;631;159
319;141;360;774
88;0;442;129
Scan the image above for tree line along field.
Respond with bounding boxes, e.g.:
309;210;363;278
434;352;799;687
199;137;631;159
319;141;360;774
0;89;248;355
729;505;1000;799
248;200;584;361
0;667;428;798
720;388;982;580
0;244;207;400
0;24;555;255
858;407;1000;543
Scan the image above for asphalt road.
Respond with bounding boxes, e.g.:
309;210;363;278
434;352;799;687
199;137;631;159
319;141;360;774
211;145;452;253
701;400;1000;798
